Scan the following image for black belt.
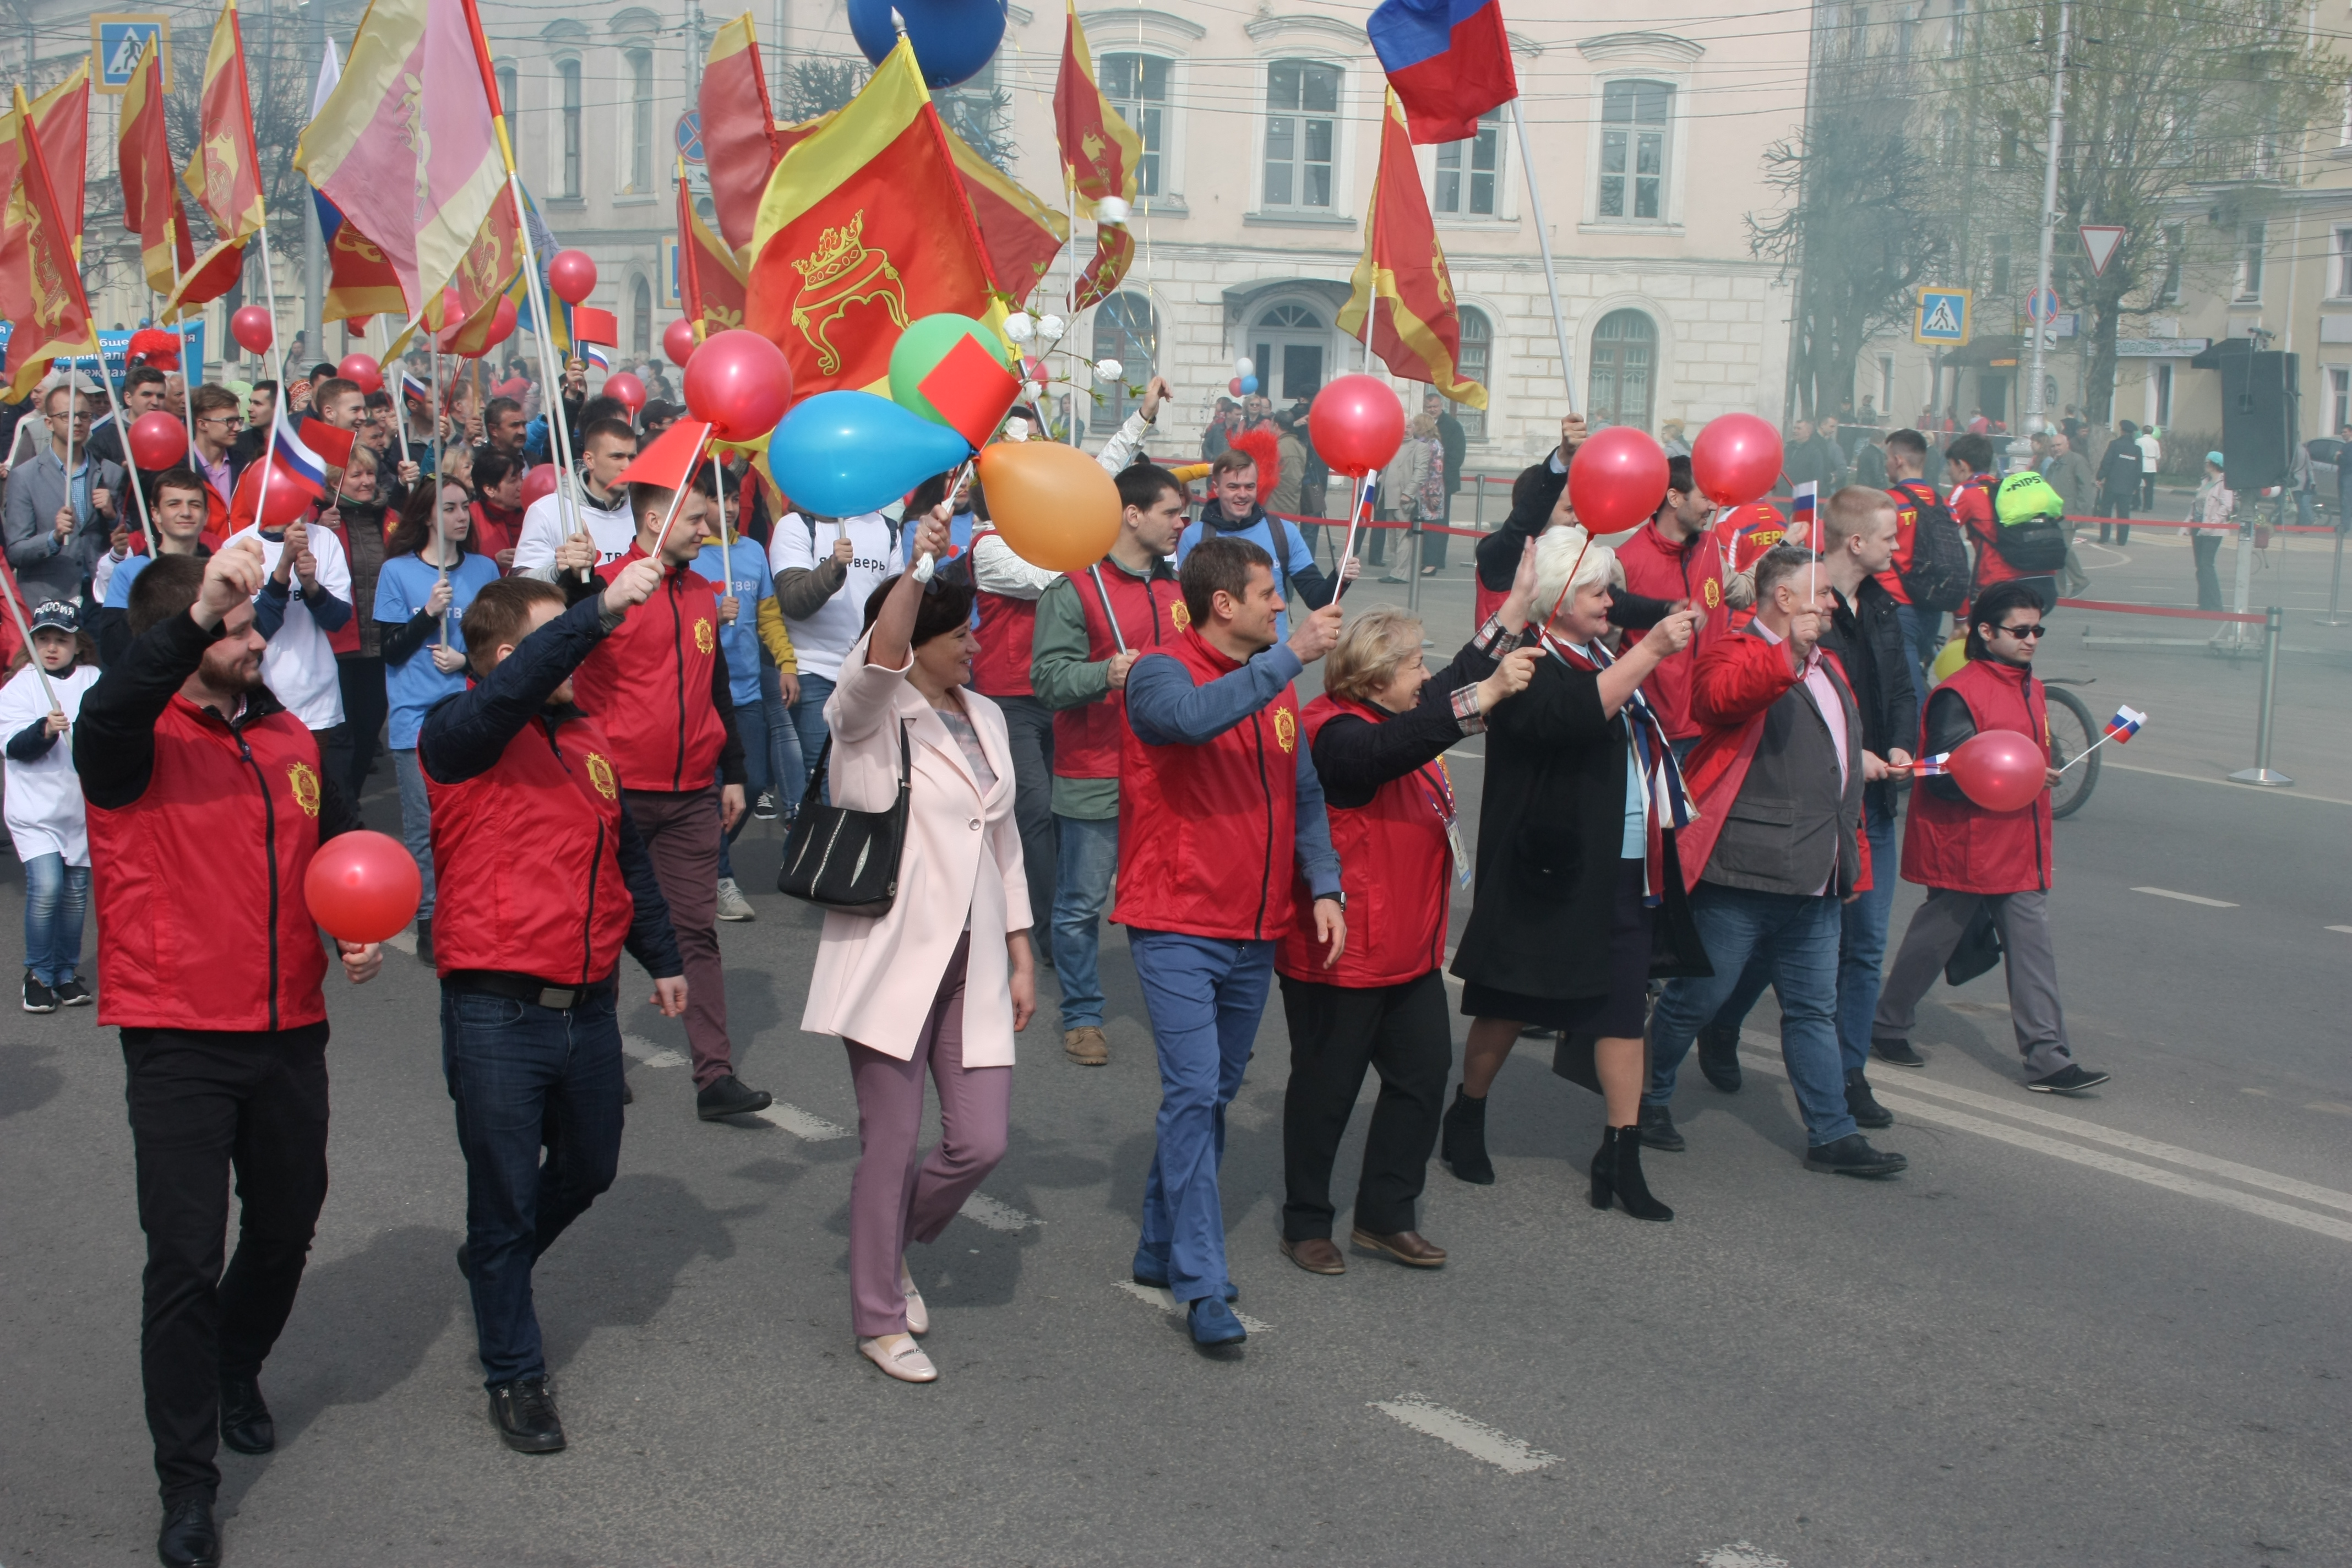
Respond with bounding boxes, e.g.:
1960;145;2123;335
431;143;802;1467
443;970;616;1012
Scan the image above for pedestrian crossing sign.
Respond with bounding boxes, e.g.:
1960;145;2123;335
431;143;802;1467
90;14;168;94
1915;287;1972;347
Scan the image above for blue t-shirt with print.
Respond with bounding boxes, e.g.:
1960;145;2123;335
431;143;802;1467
375;552;501;748
689;539;771;707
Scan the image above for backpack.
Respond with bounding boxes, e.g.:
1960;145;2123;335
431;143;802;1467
1981;475;2071;573
1892;481;1971;611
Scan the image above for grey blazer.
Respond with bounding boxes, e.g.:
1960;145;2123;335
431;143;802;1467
4;447;126;603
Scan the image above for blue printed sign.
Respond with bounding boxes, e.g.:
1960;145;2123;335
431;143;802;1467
0;322;211;384
91;14;169;94
1913;287;1972;349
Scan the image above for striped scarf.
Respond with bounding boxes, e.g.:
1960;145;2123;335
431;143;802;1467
1542;633;1694;905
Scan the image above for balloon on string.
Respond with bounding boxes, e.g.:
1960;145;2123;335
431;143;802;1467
1235;356;1254;377
1690;412;1783;507
1228;377;1244;396
1945;729;2046;812
603;372;647;415
1239;375;1259;395
665;318;699;367
767;390;972;520
232;461;312;530
303;829;423;944
975;440;1121;573
1566;426;1670;535
127;411;187;470
1308;373;1406;478
548;250;598;306
888;313;1010;428
231;306;273;356
683;329;792;443
520;465;560;509
481;297;518;349
336;353;383;394
846;0;1004;86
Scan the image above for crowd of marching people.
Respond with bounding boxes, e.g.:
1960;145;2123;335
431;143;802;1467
1;345;2117;1568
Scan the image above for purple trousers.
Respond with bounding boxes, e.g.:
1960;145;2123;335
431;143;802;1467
842;934;1011;1338
622;786;734;1088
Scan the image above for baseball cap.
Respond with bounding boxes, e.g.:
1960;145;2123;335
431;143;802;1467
1994;470;2065;525
2206;450;2226;468
29;601;78;634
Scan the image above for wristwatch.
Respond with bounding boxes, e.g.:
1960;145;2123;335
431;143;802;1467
1324;890;1347;910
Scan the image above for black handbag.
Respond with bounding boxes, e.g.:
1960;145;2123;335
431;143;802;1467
776;721;911;917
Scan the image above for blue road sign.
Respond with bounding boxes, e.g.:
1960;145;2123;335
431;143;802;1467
1914;287;1972;348
92;16;167;92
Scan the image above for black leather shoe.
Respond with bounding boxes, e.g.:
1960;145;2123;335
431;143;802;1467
413;917;434;966
1804;1133;1907;1177
1696;1022;1743;1092
1872;1036;1926;1069
1589;1125;1674;1221
1845;1069;1894;1130
1439;1086;1495;1184
456;1242;471;1280
696;1075;772;1120
156;1498;220;1568
218;1375;274;1454
488;1375;566;1453
1636;1102;1685;1152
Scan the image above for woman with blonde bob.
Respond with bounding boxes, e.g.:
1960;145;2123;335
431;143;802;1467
1271;561;1543;1275
1443;524;1709;1219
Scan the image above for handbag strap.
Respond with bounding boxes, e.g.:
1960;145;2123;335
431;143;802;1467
796;717;911;811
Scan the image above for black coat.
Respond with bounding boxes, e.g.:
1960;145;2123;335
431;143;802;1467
1436;411;1467;496
1822;575;1919;821
1450;654;1705;1001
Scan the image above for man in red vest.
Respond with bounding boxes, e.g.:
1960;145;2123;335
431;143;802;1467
1029;461;1190;1066
558;471;768;1120
420;563;689;1453
1117;535;1345;1346
1871;580;2109;1093
1613;454;1725;755
73;543;384;1568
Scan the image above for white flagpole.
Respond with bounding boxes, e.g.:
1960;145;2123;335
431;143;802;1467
95;362;160;555
648;427;714;561
252;224;289;530
1508;97;1577;415
0;564;59;710
499;167;587;580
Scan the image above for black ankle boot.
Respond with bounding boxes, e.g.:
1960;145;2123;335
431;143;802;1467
1440;1086;1495;1185
1589;1125;1674;1221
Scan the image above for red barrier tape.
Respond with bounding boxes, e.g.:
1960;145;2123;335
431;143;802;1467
2056;597;2264;624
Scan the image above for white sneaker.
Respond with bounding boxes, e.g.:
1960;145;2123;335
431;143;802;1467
715;876;755;922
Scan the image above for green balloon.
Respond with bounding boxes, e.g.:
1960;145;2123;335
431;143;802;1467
889;313;1009;428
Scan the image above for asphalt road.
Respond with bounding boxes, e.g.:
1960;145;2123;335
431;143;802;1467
5;563;2350;1568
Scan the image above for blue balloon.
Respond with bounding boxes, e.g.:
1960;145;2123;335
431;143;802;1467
769;390;973;520
847;0;1004;88
1240;374;1260;395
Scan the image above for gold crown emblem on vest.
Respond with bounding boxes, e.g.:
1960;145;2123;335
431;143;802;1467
794;214;875;291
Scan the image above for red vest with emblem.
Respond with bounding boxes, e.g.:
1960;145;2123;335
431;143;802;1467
1112;628;1302;941
425;708;638;983
1614;520;1728;741
571;543;728;792
1053;557;1187;780
1902;658;2053;894
967;529;1039;699
88;699;329;1031
1275;695;1452;987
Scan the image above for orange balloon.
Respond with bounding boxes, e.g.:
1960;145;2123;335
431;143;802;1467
974;440;1121;574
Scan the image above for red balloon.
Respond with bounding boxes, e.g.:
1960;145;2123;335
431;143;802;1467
1945;729;2048;813
482;296;518;349
1229;376;1244;396
665;318;699;367
519;464;559;508
232;461;312;530
604;371;647;414
1690;412;1784;508
302;829;423;944
682;328;792;442
336;353;383;394
1566;425;1670;535
548;249;598;306
1309;373;1405;479
231;305;274;356
127;411;187;470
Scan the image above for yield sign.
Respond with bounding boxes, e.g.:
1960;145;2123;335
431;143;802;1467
2079;225;2126;277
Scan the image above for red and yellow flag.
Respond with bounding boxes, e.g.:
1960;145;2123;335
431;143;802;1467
184;0;265;244
701;14;785;255
679;157;750;337
119;47;176;292
0;91;96;400
744;36;995;396
323;214;406;324
1070;225;1134;312
946;126;1069;303
1053;1;1141;204
1337;90;1488;411
26;69;86;260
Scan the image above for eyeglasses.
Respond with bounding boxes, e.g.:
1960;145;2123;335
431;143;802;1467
1993;623;2048;639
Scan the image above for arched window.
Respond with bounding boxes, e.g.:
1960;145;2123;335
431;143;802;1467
623;48;655;194
631;276;653;357
1455;306;1492;440
1587;308;1657;431
1090;293;1156;433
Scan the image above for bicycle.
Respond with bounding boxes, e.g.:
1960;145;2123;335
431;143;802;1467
2041;677;2100;819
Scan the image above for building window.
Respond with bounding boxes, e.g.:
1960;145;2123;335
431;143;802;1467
1101;54;1168;198
1587;308;1657;431
2153;362;2174;427
1454;306;1491;440
624;48;655;194
2334;228;2352;297
1089;293;1156;432
631;276;652;357
1434;109;1502;217
1877;353;1896;417
2235;221;2266;302
558;60;582;197
1263;60;1341;210
1947;0;1968;58
938;57;1014;170
1597;81;1670;222
495;64;520;169
1989;233;2012;298
2329;367;2351;435
2160;222;2185;304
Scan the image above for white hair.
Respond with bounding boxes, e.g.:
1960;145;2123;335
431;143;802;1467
1532;525;1616;621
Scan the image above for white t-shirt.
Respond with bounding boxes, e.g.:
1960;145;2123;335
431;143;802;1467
227;521;352;730
510;482;637;578
0;662;99;863
768;512;901;683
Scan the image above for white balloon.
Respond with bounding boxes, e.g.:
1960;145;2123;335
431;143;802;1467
1235;356;1255;377
1095;358;1124;382
1002;312;1036;342
1095;197;1131;225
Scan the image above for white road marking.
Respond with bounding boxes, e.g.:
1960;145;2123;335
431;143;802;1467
1369;1396;1560;1475
1698;1544;1792;1568
753;1102;853;1140
632;1048;689;1070
2328;925;2352;935
1113;1280;1272;1333
2131;886;2239;907
382;930;416;955
2105;762;2352;809
957;1193;1043;1232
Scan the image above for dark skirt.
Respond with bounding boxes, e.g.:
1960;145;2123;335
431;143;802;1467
1460;858;1653;1038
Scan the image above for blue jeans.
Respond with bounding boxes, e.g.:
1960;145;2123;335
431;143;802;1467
21;852;87;984
394;750;437;922
761;658;805;810
440;984;626;1387
1130;929;1276;1302
1049;814;1119;1029
717;690;771;882
1895;602;1940;706
792;671;835;807
1647;884;1856;1146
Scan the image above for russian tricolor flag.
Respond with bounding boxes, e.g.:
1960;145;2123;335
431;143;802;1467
1914;752;1952;777
584;344;612;371
2104;705;2147;744
272;412;350;502
401;369;432;406
1367;0;1519;145
1791;481;1821;552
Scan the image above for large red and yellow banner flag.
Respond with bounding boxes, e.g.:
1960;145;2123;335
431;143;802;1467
702;14;784;255
0;92;96;400
1070;225;1133;312
1337;90;1488;410
184;0;265;243
1053;0;1141;204
119;47;176;291
322;210;406;323
945;126;1068;303
27;69;86;260
679;159;749;337
744;36;995;395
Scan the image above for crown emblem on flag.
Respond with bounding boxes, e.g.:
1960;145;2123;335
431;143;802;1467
789;210;907;375
794;213;875;290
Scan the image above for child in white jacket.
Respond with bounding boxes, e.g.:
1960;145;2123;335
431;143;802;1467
1;598;101;1010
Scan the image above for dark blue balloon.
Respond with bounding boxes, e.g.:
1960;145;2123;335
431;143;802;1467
846;0;1005;89
769;391;973;520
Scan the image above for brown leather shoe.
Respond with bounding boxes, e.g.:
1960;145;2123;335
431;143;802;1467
1351;1227;1447;1267
1279;1235;1346;1275
1063;1026;1108;1066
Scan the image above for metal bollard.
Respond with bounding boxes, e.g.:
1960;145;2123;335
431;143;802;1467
1405;522;1422;612
2228;605;2294;787
2320;529;2351;628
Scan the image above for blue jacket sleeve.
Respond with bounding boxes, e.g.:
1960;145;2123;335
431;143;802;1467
6;715;57;761
614;801;684;979
254;578;290;637
1124;644;1305;747
417;591;615;785
1292;736;1342;900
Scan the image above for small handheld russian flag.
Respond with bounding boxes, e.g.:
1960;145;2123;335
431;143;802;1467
1913;752;1952;777
400;369;432;405
583;344;612;372
2104;704;2147;744
1790;481;1821;553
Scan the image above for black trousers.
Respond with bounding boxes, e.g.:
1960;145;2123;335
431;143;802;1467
1276;970;1451;1240
995;694;1058;955
2193;533;2225;611
122;1025;331;1505
335;655;388;803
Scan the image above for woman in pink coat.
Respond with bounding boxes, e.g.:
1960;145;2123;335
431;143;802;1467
803;505;1037;1384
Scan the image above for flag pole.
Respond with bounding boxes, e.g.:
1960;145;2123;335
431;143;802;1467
712;450;732;592
379;317;409;468
94;355;161;556
435;486;452;648
0;563;59;711
252;222;289;532
1507;98;1577;417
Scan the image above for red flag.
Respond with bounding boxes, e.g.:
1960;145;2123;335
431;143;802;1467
1336;91;1488;410
701;14;785;254
119;47;177;292
0;94;96;401
572;307;618;346
619;418;713;492
1053;0;1142;203
1070;226;1135;312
